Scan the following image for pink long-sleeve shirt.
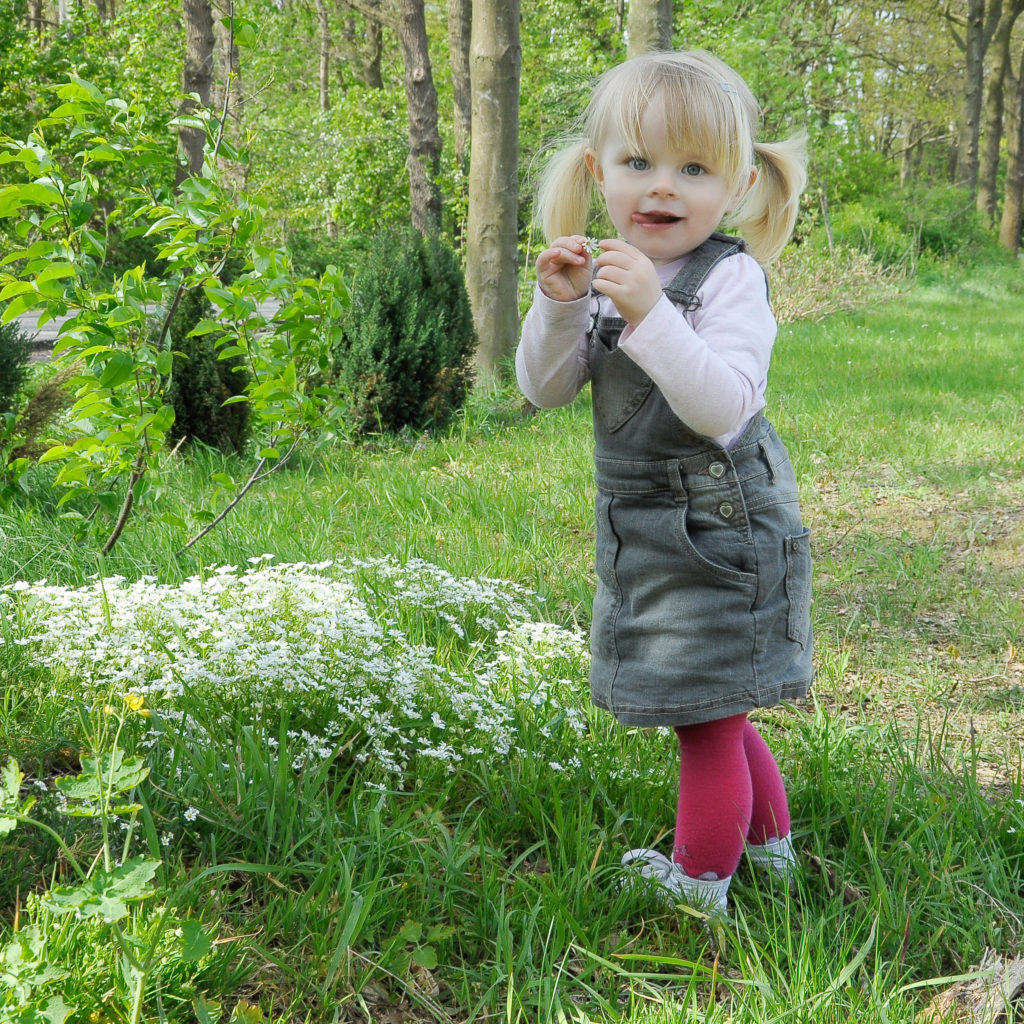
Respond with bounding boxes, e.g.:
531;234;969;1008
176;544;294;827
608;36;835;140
516;251;778;449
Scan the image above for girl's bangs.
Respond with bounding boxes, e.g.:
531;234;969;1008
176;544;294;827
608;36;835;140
591;59;754;186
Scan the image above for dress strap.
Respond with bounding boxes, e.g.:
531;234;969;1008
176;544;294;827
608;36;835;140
662;232;747;311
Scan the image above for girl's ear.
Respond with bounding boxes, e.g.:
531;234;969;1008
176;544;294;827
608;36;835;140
728;167;757;211
584;148;605;191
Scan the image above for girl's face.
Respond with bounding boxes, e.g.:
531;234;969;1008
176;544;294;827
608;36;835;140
585;96;748;265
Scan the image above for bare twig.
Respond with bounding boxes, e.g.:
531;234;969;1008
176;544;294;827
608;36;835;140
176;432;303;553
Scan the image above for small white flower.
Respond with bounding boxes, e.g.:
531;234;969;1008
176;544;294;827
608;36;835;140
184;806;200;822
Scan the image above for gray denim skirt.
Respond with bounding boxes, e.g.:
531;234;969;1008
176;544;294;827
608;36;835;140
589;416;813;726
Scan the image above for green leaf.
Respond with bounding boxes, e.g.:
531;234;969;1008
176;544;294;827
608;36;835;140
180;919;214;963
69;199;94;226
411;945;438;970
193;997;223;1024
232;18;258;47
0;182;63;219
98;350;136;389
26;996;77;1024
35;262;77;287
107;305;142;327
56;748;150;807
156;349;174;375
1;758;25;835
42;856;160;922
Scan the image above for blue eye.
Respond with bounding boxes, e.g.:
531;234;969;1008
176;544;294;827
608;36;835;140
683;163;705;176
626;156;649;171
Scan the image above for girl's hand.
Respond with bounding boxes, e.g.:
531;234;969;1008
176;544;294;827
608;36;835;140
536;235;593;302
591;239;663;327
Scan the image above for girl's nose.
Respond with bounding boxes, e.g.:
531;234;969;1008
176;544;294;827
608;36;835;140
648;170;678;197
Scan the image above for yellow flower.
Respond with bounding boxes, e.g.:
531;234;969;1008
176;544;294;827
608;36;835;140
122;694;150;717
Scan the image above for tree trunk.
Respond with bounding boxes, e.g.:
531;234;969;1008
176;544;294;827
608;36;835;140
316;0;331;111
467;0;521;377
178;0;215;184
954;0;986;191
626;0;673;57
999;49;1024;251
365;7;384;88
448;0;472;169
976;0;1024;223
398;0;442;234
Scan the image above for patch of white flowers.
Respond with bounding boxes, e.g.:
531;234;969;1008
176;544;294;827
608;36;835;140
1;557;591;780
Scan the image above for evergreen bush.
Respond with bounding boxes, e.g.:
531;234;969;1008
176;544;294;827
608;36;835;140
334;230;477;435
0;317;32;418
165;285;251;454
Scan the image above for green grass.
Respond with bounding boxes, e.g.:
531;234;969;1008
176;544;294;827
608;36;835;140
1;262;1023;1023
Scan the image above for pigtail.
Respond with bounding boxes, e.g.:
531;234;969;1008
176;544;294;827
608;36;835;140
534;139;595;243
728;133;808;266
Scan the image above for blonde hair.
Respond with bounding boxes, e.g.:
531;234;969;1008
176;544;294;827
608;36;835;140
534;50;807;265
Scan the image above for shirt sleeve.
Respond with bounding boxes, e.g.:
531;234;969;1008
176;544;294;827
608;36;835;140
515;285;593;408
617;253;777;439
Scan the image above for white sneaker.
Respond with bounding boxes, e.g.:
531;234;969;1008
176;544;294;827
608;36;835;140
745;833;797;880
620;848;730;914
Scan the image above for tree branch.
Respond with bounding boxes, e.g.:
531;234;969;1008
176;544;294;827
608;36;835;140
100;458;147;555
176;433;303;553
341;0;398;32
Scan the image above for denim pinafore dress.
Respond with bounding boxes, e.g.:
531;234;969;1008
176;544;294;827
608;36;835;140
588;233;813;727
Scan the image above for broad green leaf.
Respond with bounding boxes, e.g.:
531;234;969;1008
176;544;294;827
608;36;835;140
0;293;39;323
42;856;160;922
35;262;77;287
180;919;214;962
98;350;136;389
232;18;258;47
56;748;150;805
193;997;223;1024
411;945;438;970
106;305;141;327
0;183;63;219
33;995;77;1024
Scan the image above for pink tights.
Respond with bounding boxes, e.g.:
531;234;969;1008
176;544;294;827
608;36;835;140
672;713;790;880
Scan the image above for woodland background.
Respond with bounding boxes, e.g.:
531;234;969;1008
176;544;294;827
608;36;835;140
3;0;1024;353
2;4;1024;1022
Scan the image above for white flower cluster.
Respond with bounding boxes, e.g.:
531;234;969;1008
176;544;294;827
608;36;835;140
2;557;591;780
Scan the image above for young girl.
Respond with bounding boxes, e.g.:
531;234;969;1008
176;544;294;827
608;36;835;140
517;49;812;914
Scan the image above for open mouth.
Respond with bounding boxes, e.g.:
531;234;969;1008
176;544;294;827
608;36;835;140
633;211;681;226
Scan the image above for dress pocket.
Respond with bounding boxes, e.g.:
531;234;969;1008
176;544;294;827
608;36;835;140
784;527;813;647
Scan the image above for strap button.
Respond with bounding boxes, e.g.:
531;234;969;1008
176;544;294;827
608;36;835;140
708;461;726;479
719;502;735;519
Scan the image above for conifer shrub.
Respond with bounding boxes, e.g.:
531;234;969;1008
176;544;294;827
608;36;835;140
165;285;251;454
0;318;32;419
334;230;477;435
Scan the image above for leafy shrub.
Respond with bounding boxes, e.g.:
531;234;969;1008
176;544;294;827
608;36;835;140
165;286;251;454
0;317;32;418
827;202;917;271
334;230;477;435
828;186;1009;270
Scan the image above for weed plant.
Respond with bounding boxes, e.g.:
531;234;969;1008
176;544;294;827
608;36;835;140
1;263;1023;1022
